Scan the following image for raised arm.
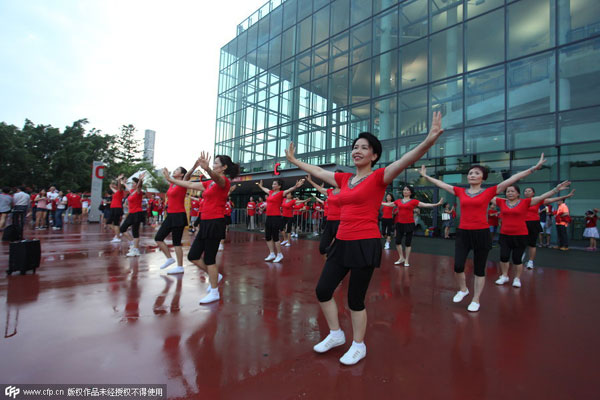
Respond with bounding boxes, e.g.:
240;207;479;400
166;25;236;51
418;197;445;209
384;112;444;184
381;201;395;207
313;196;325;205
531;181;571;206
419;165;455;195
183;158;202;181
255;180;271;195
283;179;306;196
135;173;145;193
497;154;546;194
229;184;239;195
540;189;575;205
286;142;336;187
163;168;205;191
306;175;330;196
197;151;227;188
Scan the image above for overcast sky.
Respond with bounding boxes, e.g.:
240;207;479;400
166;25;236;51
0;0;266;169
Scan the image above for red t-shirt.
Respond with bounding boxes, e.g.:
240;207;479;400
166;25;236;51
394;199;419;224
71;194;82;208
585;216;597;228
312;202;323;219
496;197;532;235
281;199;296;218
247;201;256;216
127;191;143;213
166;184;187;213
335;168;387;240
190;200;200;217
201;178;231;220
382;204;394;219
30;193;37;207
488;209;499;227
198;199;204;213
525;203;540;221
224;201;233;216
453;186;498;230
293;203;304;216
257;201;266;215
266;190;284;217
326;189;341;221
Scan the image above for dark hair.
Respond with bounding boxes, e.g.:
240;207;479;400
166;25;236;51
402;185;415;198
468;165;489;181
352;132;382;167
525;187;535;194
216;155;240;179
385;192;394;201
273;179;284;187
507;184;521;194
2;187;9;194
177;167;187;176
132;178;139;184
19;186;26;192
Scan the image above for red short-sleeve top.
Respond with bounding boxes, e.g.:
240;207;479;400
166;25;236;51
201;178;231;220
496;197;532;235
453;186;498;230
394;199;420;224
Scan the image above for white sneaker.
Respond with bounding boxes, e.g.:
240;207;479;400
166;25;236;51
495;275;510;285
313;332;346;353
206;273;224;293
199;289;220;304
166;265;185;275
384;242;390;250
526;260;534;269
452;289;469;303
264;253;276;261
394;259;405;265
404;262;410;267
218;243;224;251
285;242;291;247
159;258;176;270
273;253;284;263
126;248;141;257
512;278;522;288
467;302;480;312
281;240;288;245
111;237;121;243
339;343;367;365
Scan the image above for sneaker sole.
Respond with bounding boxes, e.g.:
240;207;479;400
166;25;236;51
313;341;345;353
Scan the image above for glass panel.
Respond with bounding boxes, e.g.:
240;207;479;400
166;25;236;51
283;0;297;30
373;95;398;140
508;51;555;119
247;23;258;52
331;68;349;108
298;0;312;21
466;65;505;125
269;36;281;68
559;38;600;110
281;59;295;87
431;77;463;129
313;42;329;80
559;106;600;144
400;0;428;44
282;28;296;62
373;50;399;97
314;0;329;11
379;138;398;164
258;15;270;46
350;20;372;65
465;122;505;154
508;0;553;60
508;114;556;149
311;77;328;112
431;0;463;33
270;6;283;37
399;38;427;89
257;43;269;72
374;7;398;55
466;8;505;71
467;0;503;19
560;143;600;184
332;0;351;35
313;5;330;45
399;87;428;136
430;25;463;81
374;0;399;14
331;32;350;72
558;0;600;44
297;17;312;53
350;60;372;104
351;0;372;26
511;147;558;183
237;31;247;57
350;103;371;138
296;51;312;87
429;128;463;157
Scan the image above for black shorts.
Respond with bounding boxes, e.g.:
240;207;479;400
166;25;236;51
327;238;382;269
381;218;394;237
72;208;82;215
319;219;340;255
525;220;541;247
188;218;226;265
281;216;293;233
265;216;282;241
107;208;124;226
225;215;232;225
395;223;415;246
154;212;188;246
499;234;528;264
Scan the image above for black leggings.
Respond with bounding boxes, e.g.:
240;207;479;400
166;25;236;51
395;223;415;246
319;220;340;255
499;234;527;264
188;236;220;265
454;228;492;277
119;212;144;238
381;218;394;237
265;216;281;242
315;259;375;311
154;224;185;246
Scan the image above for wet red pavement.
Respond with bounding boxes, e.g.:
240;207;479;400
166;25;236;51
1;223;599;399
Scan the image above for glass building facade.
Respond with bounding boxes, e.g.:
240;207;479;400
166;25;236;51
215;0;600;217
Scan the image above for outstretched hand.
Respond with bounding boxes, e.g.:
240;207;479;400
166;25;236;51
162;168;170;180
426;111;444;142
285;142;297;163
419;165;428;177
295;178;305;188
533;153;546;170
198;151;211;171
556;180;571;192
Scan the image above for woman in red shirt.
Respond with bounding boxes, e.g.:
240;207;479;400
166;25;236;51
256;178;305;263
380;193;395;250
155;165;194;274
306;175;342;256
164;152;240;304
256;196;266;230
584;209;599;250
120;174;146;257
383;186;443;267
292;199;305;237
493;181;570;287
108;174;127;242
280;192;309;247
419;153;549;312
246;196;256;230
522;187;575;269
286;112;444;365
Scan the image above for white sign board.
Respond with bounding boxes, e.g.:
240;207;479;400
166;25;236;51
89;161;105;222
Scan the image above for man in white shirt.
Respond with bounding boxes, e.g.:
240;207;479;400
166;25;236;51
12;187;30;235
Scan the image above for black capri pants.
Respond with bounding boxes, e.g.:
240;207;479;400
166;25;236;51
316;259;375;311
119;212;145;238
265;216;282;242
281;217;293;234
154;212;187;246
454;228;492;277
525;220;541;247
188;218;226;266
107;207;123;226
381;218;394;237
499;234;528;264
395;223;415;246
319;219;340;255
